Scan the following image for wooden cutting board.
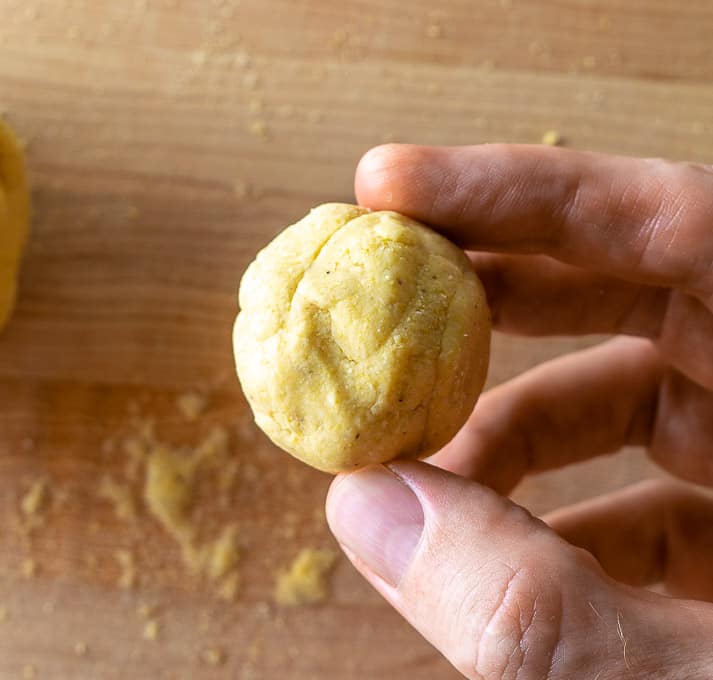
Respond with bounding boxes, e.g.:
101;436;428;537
1;1;712;677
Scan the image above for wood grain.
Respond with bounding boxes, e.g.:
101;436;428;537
0;0;711;677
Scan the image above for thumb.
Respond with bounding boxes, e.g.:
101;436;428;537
326;462;712;679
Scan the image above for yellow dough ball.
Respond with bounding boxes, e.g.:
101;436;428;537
233;203;491;473
0;120;31;331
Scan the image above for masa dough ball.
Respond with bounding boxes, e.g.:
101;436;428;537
233;203;490;473
0;120;31;331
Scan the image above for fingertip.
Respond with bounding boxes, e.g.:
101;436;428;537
354;143;434;212
324;470;350;526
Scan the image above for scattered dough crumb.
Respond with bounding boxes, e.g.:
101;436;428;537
21;558;37;579
191;49;208;66
247;637;262;662
136;602;159;619
541;130;562;146
144;444;198;556
99;476;137;521
176;391;207;422
234;51;251;68
74;642;88;657
218;571;240;601
0;605;7;622
248;120;270;141
218;460;240;498
143;619;160;641
207;524;240;581
274;548;338;606
331;27;348;47
195;425;230;462
143;426;239;589
21;478;49;527
200;647;226;666
116;549;137;589
22;664;35;679
123;436;147;480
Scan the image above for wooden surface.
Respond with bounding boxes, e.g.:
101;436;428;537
1;1;713;678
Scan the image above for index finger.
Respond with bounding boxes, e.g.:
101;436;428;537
355;144;713;298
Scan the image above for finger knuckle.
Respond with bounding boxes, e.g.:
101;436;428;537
639;160;713;293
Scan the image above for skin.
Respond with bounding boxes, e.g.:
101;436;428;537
325;144;713;678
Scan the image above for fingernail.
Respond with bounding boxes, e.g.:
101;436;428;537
327;466;424;587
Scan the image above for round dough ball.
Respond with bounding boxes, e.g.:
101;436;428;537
233;203;490;473
0;120;31;331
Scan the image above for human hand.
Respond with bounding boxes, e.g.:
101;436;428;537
326;144;713;679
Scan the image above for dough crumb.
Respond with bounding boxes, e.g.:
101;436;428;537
0;605;7;622
191;49;208;66
541;130;562;146
21;558;37;579
206;524;241;581
274;548;338;606
99;476;137;521
247;637;262;662
116;549;137;589
176;391;207;422
234;51;251;68
74;642;88;657
22;664;36;679
143;619;160;641
218;459;240;499
143;426;241;592
248;119;270;141
136;602;159;619
144;443;198;556
20;478;49;528
200;647;226;666
218;571;240;601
